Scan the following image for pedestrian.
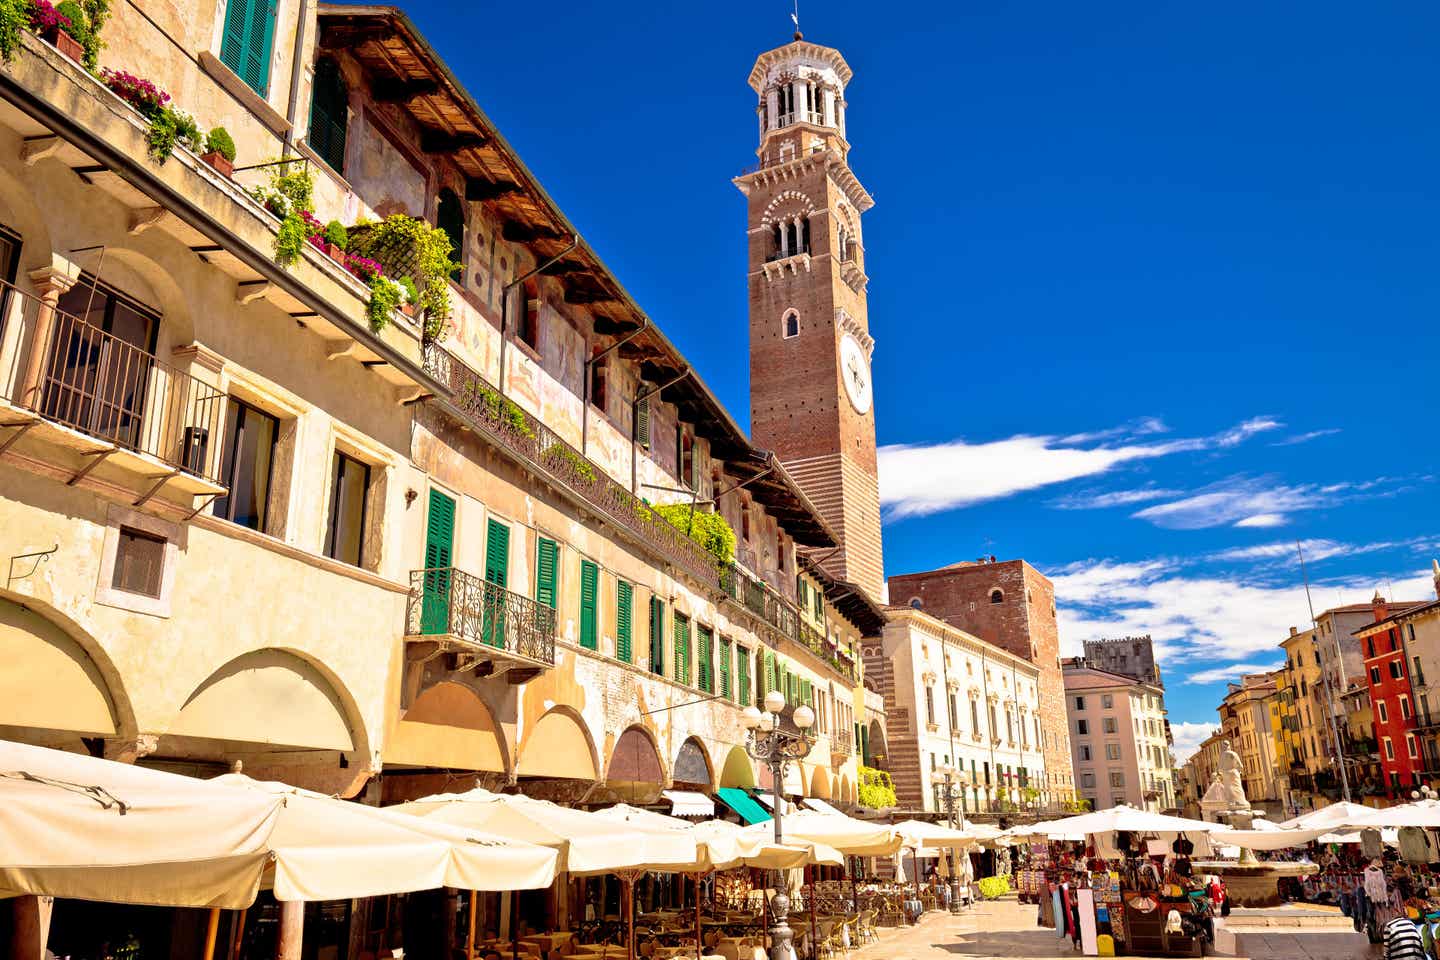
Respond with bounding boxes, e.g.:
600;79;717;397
1383;916;1426;960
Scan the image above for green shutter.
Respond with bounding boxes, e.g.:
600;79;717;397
535;537;558;609
420;490;456;634
763;651;775;696
579;559;598;650
813;587;823;619
719;638;732;700
649;596;665;676
635;399;650;448
616;581;633;663
482;519;509;648
308;58;348;173
673;613;691;685
697;625;714;693
219;0;277;98
737;647;750;705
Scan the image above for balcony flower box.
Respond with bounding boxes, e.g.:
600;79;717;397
41;25;84;61
200;150;233;178
323;242;345;260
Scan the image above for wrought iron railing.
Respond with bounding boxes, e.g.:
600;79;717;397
0;279;227;484
830;725;854;759
406;567;556;666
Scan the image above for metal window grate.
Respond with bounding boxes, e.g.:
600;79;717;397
113;526;165;597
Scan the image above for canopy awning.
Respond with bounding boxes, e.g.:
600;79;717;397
662;789;714;818
801;797;846;817
717;787;771;825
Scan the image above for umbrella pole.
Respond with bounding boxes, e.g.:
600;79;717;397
202;907;221;960
229;908;247;960
621;872;638;960
511;890;520;960
276;900;303;960
807;864;817;960
912;848;921;910
468;890;479;960
695;874;703;960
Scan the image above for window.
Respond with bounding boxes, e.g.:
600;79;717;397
578;559;598;650
436;188;465;281
1109;771;1125;788
925;686;935;725
1106;743;1121;761
213;398;278;530
1384;737;1395;760
535;537;558;610
673;612;691;685
676;426;695;487
589;352;608;412
989;589;1003;604
970;699;981;732
1368;638;1376;658
1408;734;1419;759
1103;717;1118;734
1370;666;1382;684
632;397;651;449
112;526;165;597
1074;696;1086;711
52;278;159;448
948;692;958;729
1391;661;1405;680
648;597;665;677
736;645;751;704
1401;695;1411;720
740;502;751;541
719;637;732;699
1077;718;1089;735
307;57;348;173
323;451;369;567
697;625;715;693
1378;700;1389;723
615;580;633;663
219;0;277;97
1080;772;1095;788
1079;744;1092;761
519;278;540;349
1101;694;1113;709
782;311;799;338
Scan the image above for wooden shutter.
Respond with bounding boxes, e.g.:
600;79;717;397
308;58;348;173
649;596;665;676
579;559;598;650
737;647;750;704
697;625;713;693
616;581;633;663
419;490;455;634
535;537;558;609
763;651;775;696
635;398;650;448
719;638;731;699
220;0;277;98
673;613;690;685
482;519;510;648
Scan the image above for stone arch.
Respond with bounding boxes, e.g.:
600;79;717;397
837;774;854;804
989;588;1004;605
672;736;714;788
761;189;816;226
0;163;54;278
0;594;132;742
809;765;832;800
88;242;196;344
387;681;509;775
168;648;366;756
781;308;800;339
867;718;888;769
606;723;665;786
718;744;757;789
516;705;599;781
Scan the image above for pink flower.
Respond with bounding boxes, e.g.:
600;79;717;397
28;0;72;33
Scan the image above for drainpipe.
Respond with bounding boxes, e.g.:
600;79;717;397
498;235;579;392
630;367;691;496
283;0;313;155
581;317;648;457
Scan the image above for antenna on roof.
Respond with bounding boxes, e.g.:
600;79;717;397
791;0;802;39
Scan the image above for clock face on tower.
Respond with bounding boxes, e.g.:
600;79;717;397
839;333;872;415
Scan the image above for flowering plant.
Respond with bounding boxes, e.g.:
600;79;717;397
344;254;385;283
27;0;71;32
100;68;169;118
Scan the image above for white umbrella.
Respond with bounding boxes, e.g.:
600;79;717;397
1347;799;1440;828
0;740;281;908
739;809;901;856
1277;801;1376;831
892;819;981;850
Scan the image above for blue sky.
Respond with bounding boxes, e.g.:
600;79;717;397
408;1;1440;757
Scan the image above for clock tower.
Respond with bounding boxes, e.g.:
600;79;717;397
736;33;885;603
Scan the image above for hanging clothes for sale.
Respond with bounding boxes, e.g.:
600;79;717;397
1361;829;1384;860
1398;827;1430;864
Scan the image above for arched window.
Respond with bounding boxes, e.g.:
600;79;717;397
782;310;799;339
435;188;464;281
307;58;348;174
989;589;1004;604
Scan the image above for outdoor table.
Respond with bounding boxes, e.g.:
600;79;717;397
521;933;574;960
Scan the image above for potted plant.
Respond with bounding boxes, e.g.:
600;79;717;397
396;275;419;317
321;220;348;260
201;126;236;177
30;0;83;61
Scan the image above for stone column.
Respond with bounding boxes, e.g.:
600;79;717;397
766;89;780;131
16;263;78;410
822;87;836;127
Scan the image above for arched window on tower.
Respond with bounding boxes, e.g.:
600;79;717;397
436;188;464;281
990;589;1004;604
782;311;799;339
837;226;851;263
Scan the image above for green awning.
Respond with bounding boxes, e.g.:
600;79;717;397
717;787;772;825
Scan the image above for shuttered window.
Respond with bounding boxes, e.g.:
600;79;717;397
635;399;650;448
482;519;509;648
812;586;823;619
308;57;347;173
616;580;633;663
535;537;558;610
719;638;732;700
649;596;665;677
697;625;714;693
579;559;598;650
673;612;691;685
737;646;750;705
763;651;776;696
419;490;455;634
219;0;277;98
436;188;465;280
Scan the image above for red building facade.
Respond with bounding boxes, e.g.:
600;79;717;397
1360;594;1421;795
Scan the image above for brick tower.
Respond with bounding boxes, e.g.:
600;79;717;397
736;33;884;602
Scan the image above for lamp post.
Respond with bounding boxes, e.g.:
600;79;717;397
742;691;817;960
934;763;970;914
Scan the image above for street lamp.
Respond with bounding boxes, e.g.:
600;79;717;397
1411;785;1437;802
742;692;816;960
933;763;971;914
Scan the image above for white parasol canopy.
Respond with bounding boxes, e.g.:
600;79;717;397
691;819;840;869
892;819;983;850
1347;799;1440;828
738;809;902;856
1277;801;1376;831
0;741;282;908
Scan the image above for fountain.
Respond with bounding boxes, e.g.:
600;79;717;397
1191;741;1309;907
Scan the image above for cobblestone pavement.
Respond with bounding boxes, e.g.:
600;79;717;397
845;898;1378;960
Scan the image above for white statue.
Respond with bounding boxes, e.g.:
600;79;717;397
1216;740;1248;807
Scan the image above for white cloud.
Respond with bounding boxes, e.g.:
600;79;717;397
1271;428;1343;447
1053;559;1438;667
1170;721;1220;766
1061;417;1170;445
1053;487;1186;510
878;418;1281;520
1206;538;1439;566
1234;513;1288;528
1183;662;1282;686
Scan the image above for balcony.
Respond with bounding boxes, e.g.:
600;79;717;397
830;726;854;765
1414;710;1440;732
405;567;556;680
0;280;228;508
